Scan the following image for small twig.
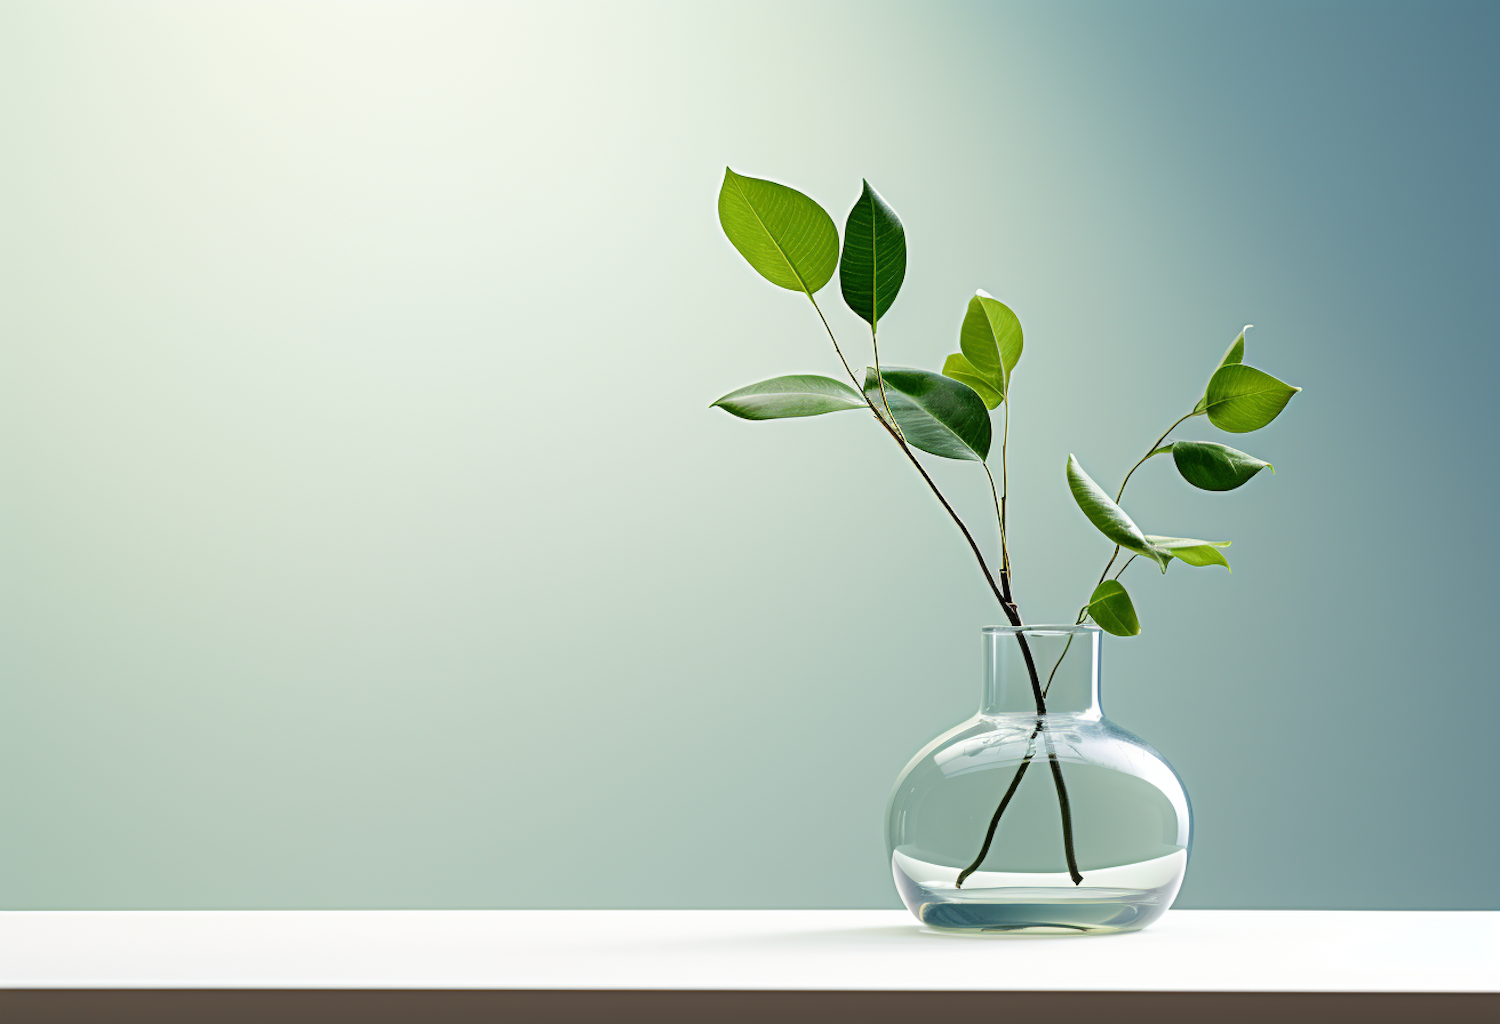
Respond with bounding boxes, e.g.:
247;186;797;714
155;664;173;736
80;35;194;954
870;326;903;442
1115;411;1194;504
983;463;1007;583
998;366;1013;580
1042;631;1078;700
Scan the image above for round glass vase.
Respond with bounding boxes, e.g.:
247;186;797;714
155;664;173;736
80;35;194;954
886;625;1190;935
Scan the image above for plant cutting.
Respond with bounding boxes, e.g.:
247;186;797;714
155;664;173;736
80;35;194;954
711;167;1301;933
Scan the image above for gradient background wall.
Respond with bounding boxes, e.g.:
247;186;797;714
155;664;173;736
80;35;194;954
2;0;1495;910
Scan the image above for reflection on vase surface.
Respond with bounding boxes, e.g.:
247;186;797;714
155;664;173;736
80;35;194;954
886;626;1190;934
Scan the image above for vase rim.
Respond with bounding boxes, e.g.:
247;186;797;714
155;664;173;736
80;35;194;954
980;624;1101;635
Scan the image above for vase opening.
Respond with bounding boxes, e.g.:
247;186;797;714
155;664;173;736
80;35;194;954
982;625;1101;718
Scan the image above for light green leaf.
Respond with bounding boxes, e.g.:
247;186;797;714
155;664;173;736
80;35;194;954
941;353;1001;409
1145;535;1233;571
1204;364;1301;433
1066;455;1170;571
1193;326;1250;414
865;366;990;461
1168;441;1273;491
1086;580;1140;636
712;375;866;420
958;291;1023;400
1220;326;1248;368
839;180;906;326
718;168;840;294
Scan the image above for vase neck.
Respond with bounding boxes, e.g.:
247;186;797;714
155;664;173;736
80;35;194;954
980;626;1103;717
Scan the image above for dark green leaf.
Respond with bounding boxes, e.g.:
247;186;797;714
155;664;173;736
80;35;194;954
1169;440;1273;491
718;168;840;294
1066;455;1170;571
941;353;1001;409
958;291;1023;400
1193;326;1250;414
1145;535;1232;571
1204;364;1301;433
865;366;990;461
839;180;906;326
1086;580;1140;636
712;375;866;420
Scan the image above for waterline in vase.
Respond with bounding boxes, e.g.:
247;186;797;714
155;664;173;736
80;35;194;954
892;849;1187;934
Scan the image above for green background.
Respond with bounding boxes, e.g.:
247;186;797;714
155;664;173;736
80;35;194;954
2;0;1495;910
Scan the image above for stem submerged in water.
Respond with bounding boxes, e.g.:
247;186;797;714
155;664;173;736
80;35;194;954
955;721;1039;889
802;294;1082;891
954;633;1082;889
964;410;1201;888
1043;727;1084;885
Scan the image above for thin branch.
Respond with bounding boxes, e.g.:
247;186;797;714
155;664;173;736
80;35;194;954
1115;411;1194;503
1043;632;1078;699
803;294;1081;887
870;326;903;442
999;381;1013;580
1092;411;1194;587
983;463;1006;583
1096;547;1121;586
806;293;861;391
805;295;1015;620
884;418;1017;620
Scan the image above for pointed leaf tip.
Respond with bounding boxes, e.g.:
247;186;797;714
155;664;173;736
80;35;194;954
1146;535;1233;571
718;170;839;294
1169;441;1274;491
1203;364;1300;432
839;180;907;325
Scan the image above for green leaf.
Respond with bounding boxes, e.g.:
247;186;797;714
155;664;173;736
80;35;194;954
1168;440;1273;491
1086;580;1140;636
941;353;1001;409
1193;326;1250;414
1066;455;1170;571
1204;364;1301;433
712;375;866;420
958;291;1023;400
1219;326;1248;368
864;366;990;461
839;180;906;326
1145;535;1232;571
718;168;840;294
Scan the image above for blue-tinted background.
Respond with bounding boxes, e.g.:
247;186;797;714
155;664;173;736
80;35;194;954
2;0;1495;908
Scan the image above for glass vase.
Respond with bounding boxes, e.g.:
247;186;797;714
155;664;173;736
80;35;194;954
886;625;1190;934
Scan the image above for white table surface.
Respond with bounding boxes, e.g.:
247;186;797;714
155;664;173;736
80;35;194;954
2;910;1496;992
